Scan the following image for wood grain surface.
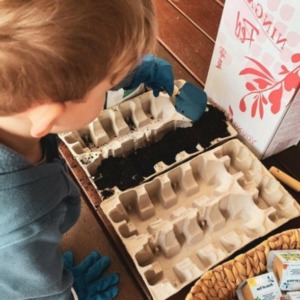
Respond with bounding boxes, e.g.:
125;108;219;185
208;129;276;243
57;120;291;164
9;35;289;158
61;2;300;299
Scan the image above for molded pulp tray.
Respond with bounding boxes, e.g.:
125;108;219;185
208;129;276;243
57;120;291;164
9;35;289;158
59;84;299;299
59;80;237;200
100;139;300;300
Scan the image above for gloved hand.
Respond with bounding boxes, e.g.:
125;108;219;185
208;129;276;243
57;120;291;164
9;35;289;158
63;251;119;300
129;54;174;97
174;82;208;122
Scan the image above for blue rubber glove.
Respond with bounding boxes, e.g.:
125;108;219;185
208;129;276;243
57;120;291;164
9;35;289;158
63;251;119;300
130;54;174;97
175;82;208;121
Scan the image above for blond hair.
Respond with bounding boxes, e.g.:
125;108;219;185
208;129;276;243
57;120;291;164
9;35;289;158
0;0;157;115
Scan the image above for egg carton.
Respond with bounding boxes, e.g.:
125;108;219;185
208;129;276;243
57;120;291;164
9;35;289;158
100;139;300;300
59;80;237;199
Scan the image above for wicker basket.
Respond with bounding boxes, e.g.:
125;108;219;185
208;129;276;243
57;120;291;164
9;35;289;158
186;229;300;300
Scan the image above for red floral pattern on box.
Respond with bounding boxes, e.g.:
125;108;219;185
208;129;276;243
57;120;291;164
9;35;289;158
237;53;300;119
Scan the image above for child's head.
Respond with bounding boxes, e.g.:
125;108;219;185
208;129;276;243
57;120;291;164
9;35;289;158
0;0;157;117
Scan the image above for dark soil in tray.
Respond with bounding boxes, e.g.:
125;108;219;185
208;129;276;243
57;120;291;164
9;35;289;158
94;104;230;197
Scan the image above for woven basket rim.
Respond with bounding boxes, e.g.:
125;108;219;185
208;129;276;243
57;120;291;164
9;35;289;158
186;228;300;300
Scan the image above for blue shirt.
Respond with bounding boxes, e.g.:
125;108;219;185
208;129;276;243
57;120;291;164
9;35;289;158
0;135;81;299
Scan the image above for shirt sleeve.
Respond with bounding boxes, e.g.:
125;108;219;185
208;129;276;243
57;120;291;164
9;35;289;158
0;204;75;299
0;159;81;299
110;71;135;91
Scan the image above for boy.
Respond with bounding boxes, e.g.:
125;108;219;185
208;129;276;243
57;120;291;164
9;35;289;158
0;1;174;299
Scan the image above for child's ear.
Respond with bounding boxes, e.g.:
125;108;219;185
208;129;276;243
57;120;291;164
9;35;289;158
27;102;65;138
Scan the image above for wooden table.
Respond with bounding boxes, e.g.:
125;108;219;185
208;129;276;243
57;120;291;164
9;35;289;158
61;1;300;299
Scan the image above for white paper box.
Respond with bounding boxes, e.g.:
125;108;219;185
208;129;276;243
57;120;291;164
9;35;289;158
205;0;300;158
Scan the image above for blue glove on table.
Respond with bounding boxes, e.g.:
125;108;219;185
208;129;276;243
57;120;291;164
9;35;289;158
63;251;119;300
130;54;174;97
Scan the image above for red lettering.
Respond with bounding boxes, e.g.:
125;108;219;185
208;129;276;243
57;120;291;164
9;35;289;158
254;3;263;18
246;1;288;51
276;36;287;50
262;15;273;33
235;11;259;48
